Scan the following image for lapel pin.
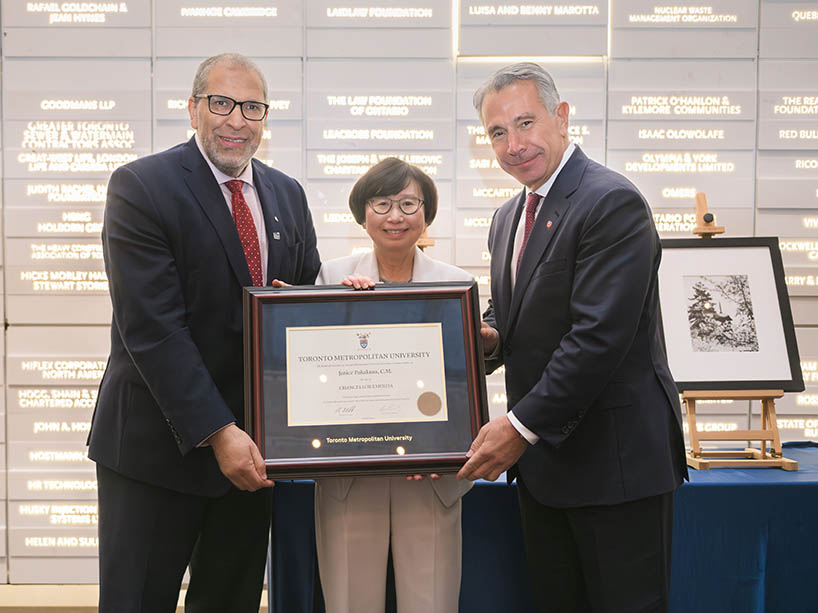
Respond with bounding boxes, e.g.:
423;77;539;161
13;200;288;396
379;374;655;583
546;220;553;229
272;232;281;240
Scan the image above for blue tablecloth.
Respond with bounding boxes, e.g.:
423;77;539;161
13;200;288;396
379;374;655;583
270;444;818;612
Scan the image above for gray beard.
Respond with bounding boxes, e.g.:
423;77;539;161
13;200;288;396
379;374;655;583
202;137;255;177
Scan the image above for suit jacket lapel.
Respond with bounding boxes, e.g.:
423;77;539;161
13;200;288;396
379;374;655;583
506;147;588;333
353;250;380;279
491;192;525;339
251;160;283;284
182;138;253;286
412;247;438;282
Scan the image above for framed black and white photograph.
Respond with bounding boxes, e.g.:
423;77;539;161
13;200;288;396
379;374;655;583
658;237;804;392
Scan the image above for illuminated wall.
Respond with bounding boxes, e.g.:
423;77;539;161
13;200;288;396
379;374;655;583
0;0;816;583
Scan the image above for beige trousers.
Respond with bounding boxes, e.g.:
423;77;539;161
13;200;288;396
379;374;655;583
314;475;463;613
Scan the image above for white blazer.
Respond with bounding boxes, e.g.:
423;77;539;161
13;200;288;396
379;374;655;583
315;247;474;507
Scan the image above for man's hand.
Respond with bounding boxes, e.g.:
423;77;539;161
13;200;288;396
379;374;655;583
457;415;528;482
207;424;274;491
270;279;290;288
480;321;499;355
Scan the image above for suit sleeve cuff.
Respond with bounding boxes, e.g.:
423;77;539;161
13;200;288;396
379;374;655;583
196;422;235;448
508;411;539;445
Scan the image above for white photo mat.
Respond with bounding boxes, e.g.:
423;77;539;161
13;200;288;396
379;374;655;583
659;244;792;384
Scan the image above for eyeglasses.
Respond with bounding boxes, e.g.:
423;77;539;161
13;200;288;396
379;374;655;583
367;196;424;215
194;94;269;121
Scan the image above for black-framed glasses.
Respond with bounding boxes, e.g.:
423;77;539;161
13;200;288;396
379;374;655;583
367;196;424;215
194;94;269;121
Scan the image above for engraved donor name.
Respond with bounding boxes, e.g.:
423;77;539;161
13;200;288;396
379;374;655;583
316;152;442;176
625;152;735;173
638;128;724;140
622;96;741;116
467;5;600;17
774;96;818;115
327;7;433;18
27;2;129;24
628;5;738;24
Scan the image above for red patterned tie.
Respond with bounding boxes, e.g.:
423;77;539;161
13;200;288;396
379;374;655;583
225;179;263;286
516;191;541;272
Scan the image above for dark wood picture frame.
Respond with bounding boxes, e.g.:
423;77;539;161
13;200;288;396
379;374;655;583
658;236;804;392
243;281;488;479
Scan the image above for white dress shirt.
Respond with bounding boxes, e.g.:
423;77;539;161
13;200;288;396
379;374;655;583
195;134;268;283
194;134;268;445
506;143;576;445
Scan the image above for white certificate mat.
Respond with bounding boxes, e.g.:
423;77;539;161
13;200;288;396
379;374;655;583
286;322;448;426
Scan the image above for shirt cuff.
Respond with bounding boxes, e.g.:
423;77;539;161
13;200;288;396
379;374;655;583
197;422;236;448
507;411;539;445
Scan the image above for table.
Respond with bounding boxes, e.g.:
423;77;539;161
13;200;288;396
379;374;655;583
269;443;818;612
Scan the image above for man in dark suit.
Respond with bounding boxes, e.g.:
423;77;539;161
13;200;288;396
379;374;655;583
89;53;320;612
458;63;687;612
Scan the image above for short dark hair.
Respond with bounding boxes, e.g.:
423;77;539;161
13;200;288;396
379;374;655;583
348;158;438;226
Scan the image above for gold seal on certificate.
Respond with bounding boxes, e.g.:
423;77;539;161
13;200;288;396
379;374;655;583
286;323;448;427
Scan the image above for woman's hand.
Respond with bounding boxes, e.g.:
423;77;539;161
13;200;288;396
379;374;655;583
341;274;377;289
406;474;441;481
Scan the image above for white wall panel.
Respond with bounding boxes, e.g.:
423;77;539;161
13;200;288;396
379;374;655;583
1;0;817;586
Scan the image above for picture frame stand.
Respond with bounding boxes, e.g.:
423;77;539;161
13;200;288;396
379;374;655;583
684;389;798;470
417;229;435;251
676;193;797;470
691;192;725;239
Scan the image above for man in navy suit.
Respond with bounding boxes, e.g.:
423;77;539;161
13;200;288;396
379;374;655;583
458;63;687;612
89;53;320;612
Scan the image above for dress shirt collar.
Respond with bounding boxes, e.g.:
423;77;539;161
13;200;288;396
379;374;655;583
194;133;255;188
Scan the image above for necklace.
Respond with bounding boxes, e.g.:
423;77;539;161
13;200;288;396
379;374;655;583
379;277;412;283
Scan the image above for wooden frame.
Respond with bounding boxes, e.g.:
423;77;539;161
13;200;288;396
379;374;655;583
243;281;488;479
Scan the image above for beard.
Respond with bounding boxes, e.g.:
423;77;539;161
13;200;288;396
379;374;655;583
200;132;259;177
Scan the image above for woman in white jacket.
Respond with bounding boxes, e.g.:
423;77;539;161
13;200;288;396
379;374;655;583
315;158;473;613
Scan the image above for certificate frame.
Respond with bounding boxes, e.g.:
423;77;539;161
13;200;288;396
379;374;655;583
658;237;803;392
243;281;489;479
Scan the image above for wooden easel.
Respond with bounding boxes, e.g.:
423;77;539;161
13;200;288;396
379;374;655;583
683;194;798;470
692;192;724;238
417;229;435;251
684;389;797;470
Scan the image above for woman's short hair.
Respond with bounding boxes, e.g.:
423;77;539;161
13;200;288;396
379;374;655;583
348;158;438;226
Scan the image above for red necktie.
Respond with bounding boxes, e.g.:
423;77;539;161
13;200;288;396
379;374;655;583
516;191;541;272
225;179;263;286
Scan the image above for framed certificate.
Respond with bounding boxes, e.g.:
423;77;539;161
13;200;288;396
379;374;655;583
243;281;488;478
